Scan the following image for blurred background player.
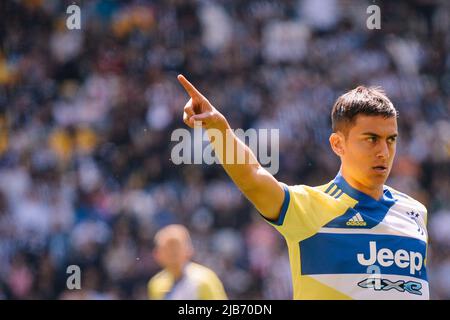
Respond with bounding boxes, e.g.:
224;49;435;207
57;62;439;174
148;224;227;300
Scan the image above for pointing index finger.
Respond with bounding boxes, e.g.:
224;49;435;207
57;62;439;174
177;74;204;99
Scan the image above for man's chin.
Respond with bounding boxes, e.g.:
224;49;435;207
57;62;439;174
368;171;389;185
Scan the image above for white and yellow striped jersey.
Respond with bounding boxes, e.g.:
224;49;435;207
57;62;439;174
148;262;228;300
263;173;429;299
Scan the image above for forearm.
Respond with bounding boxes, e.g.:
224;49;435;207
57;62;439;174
203;116;261;192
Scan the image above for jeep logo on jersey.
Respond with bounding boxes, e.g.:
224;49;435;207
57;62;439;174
357;241;423;275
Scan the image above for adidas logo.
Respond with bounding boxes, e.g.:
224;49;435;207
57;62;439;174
346;213;367;226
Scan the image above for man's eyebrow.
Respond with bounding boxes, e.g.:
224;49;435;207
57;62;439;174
361;132;398;138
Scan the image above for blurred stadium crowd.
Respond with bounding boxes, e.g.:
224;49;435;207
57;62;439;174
0;0;449;299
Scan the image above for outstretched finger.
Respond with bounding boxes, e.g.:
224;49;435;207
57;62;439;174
177;74;204;99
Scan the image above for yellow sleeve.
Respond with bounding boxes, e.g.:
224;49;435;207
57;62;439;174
264;184;349;242
198;270;228;300
147;278;156;300
147;272;172;300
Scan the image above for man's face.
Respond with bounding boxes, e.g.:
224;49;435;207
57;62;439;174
154;237;192;270
334;115;398;190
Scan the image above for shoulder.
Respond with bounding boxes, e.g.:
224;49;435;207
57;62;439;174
285;181;333;197
148;269;169;288
385;185;428;222
285;181;344;204
147;269;171;299
188;263;227;299
187;262;225;288
282;181;350;216
385;185;427;212
188;262;220;281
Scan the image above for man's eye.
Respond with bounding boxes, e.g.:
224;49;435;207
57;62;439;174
388;137;397;143
367;137;376;142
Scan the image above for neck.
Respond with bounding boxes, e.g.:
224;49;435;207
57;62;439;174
167;263;187;280
340;167;384;200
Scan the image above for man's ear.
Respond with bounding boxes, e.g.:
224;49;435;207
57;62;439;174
153;247;161;264
186;244;194;260
329;132;345;157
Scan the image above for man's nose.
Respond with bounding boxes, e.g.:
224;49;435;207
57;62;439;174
376;141;389;159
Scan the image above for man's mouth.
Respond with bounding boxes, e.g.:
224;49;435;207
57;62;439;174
372;166;387;173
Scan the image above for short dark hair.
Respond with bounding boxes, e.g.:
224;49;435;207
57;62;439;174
331;86;398;134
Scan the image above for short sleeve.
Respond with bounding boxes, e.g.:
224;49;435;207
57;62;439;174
262;184;349;242
147;278;157;300
198;270;228;300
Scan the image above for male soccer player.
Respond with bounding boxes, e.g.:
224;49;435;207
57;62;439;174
148;224;227;300
177;74;429;300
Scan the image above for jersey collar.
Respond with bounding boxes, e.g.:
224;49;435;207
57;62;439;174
333;172;395;207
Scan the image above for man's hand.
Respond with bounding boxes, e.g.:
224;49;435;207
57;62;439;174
177;74;224;129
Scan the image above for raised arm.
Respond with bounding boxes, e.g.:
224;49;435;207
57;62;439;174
177;74;285;221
